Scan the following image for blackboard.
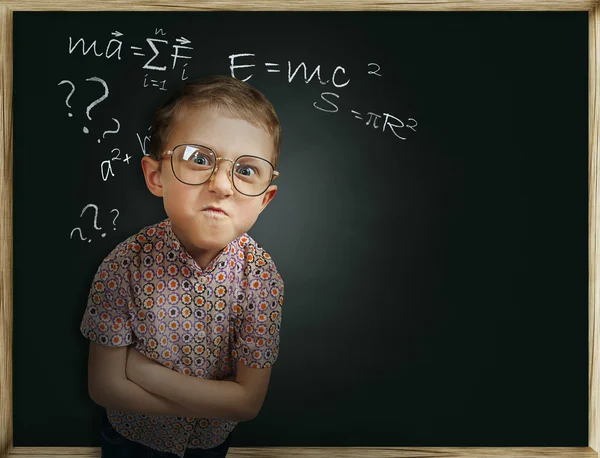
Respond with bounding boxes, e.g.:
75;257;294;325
10;9;589;451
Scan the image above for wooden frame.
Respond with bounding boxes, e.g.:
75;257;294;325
1;0;599;457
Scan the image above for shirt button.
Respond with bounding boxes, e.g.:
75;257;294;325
199;276;207;284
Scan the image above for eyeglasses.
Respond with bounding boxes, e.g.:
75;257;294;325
161;144;279;197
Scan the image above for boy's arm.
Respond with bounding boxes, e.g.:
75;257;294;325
126;346;270;422
87;342;201;418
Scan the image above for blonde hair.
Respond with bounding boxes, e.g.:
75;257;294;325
148;75;281;168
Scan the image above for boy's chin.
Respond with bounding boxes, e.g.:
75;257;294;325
192;234;235;252
190;237;222;250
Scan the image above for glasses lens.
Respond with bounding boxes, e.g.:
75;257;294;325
172;145;215;184
233;156;274;196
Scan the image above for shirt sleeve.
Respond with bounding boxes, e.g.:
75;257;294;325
233;247;284;369
80;241;134;347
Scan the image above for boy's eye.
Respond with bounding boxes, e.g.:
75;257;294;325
191;152;212;166
235;165;257;177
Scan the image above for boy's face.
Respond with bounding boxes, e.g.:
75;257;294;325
141;105;277;267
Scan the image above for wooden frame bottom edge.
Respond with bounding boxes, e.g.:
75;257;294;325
3;446;600;457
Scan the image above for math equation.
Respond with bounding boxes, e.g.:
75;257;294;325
64;26;418;243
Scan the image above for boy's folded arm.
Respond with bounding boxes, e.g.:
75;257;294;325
87;342;198;418
147;361;271;422
127;347;270;422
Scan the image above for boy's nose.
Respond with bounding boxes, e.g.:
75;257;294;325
207;160;234;196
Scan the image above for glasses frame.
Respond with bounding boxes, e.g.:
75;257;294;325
161;143;280;197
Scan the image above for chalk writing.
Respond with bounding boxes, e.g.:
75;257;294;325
227;52;411;139
136;126;152;156
99;118;120;143
143;74;168;91
229;53;353;88
82;76;109;136
313;92;339;113
68;31;123;60
172;36;193;69
134;38;168;70
101;148;132;181
58;76;121;143
67;29;194;91
71;204;120;243
314;94;417;140
367;62;382;77
57;80;76;117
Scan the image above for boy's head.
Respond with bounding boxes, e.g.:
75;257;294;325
148;75;281;169
141;75;281;268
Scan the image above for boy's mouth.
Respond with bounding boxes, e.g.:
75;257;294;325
202;206;229;216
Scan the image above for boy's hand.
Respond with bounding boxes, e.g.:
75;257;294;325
126;346;164;386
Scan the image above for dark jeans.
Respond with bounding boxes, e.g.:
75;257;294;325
100;410;232;458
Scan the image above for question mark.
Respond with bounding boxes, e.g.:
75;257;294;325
80;203;106;237
98;118;121;143
110;209;119;230
58;80;75;117
83;77;109;135
69;227;90;242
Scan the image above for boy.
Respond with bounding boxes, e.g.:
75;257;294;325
80;75;284;458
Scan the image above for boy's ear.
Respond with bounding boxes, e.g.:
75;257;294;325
141;156;164;197
259;185;277;213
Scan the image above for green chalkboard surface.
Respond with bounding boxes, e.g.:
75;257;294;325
13;11;588;447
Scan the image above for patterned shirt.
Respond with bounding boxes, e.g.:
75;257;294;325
80;218;284;457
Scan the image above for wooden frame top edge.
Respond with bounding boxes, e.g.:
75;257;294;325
0;0;599;12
